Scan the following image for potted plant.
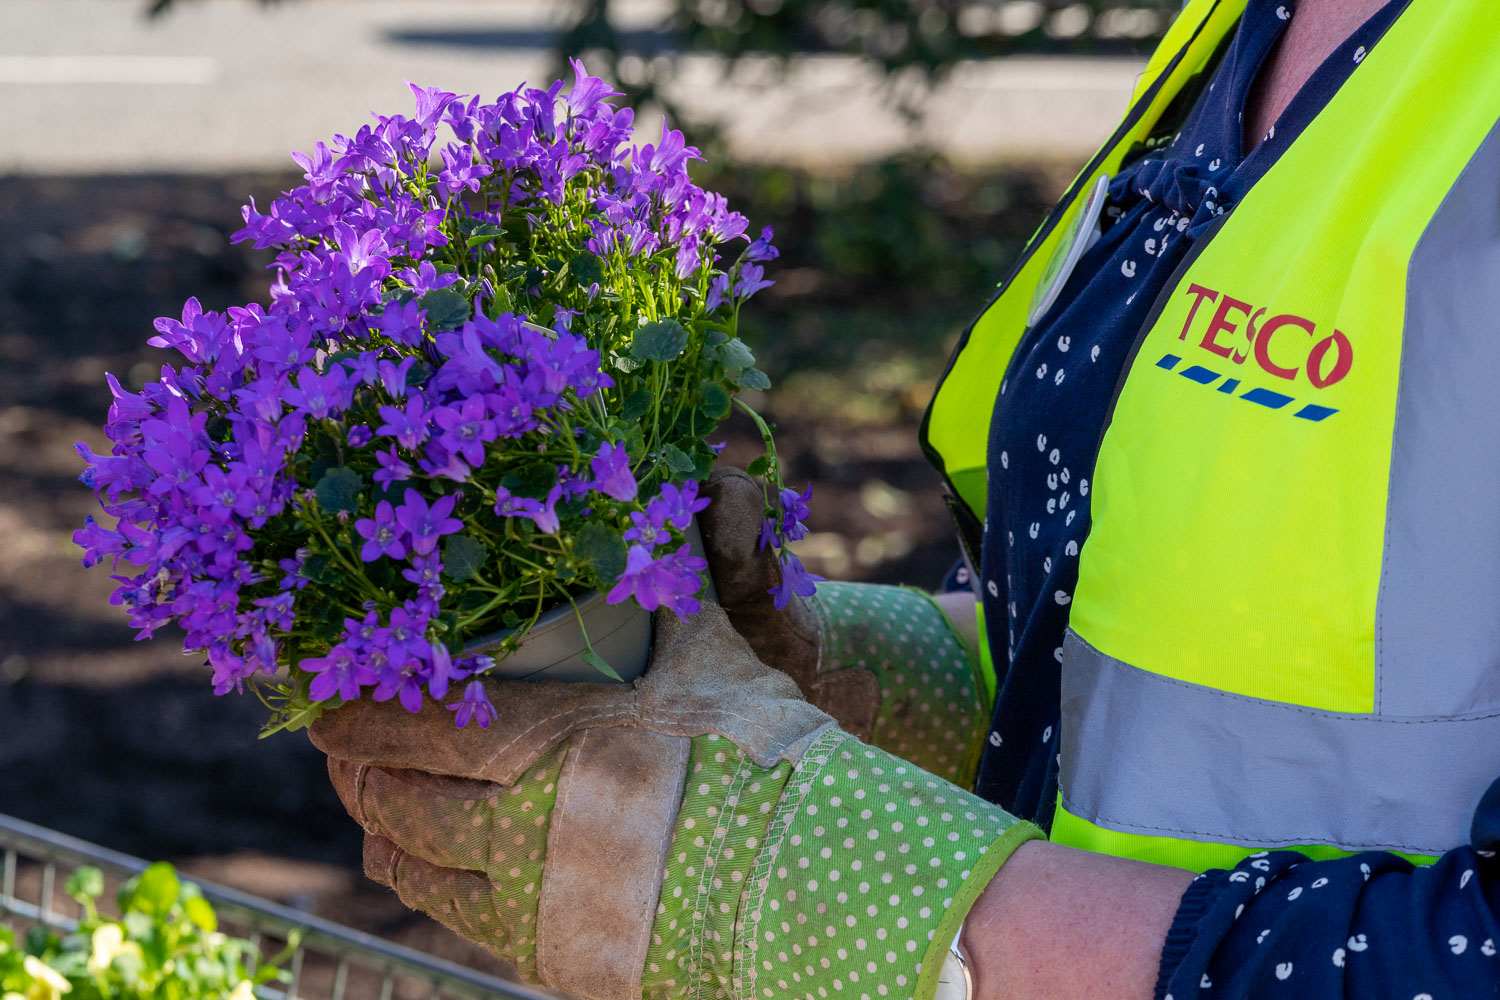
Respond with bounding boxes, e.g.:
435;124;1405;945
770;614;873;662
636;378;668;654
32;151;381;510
72;64;818;735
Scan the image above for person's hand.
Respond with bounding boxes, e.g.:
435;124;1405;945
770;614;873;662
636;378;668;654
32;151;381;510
309;604;1040;1000
701;468;991;785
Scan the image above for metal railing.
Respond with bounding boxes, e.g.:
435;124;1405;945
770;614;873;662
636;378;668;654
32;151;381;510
0;812;560;1000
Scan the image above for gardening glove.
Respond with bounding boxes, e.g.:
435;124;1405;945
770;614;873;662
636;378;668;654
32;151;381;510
309;604;1041;1000
700;468;991;786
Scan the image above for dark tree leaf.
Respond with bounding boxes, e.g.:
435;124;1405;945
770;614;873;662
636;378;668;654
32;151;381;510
736;367;772;391
630;319;689;363
698;383;731;420
581;649;625;682
419;287;471;333
442;534;489;582
315;466;362;514
746;455;771;477
622;388;654;422
717;337;756;372
570;250;607;287
575;521;628;582
661;444;695;476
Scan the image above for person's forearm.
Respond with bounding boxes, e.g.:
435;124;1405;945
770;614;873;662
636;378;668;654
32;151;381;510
931;590;981;651
962;840;1196;1000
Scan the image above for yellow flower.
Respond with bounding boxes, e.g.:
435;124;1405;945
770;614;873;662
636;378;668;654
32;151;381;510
227;980;256;1000
85;923;143;976
21;956;70;999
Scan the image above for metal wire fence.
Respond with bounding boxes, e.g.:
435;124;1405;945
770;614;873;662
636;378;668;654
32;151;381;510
0;812;560;1000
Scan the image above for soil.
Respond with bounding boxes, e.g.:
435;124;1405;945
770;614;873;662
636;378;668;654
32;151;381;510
0;172;1008;970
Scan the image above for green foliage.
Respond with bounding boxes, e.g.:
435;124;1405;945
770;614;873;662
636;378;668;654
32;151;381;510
1;864;293;999
556;0;1178;139
630;319;690;363
575;521;628;583
442;534;489;582
417;286;472;332
313;466;362;515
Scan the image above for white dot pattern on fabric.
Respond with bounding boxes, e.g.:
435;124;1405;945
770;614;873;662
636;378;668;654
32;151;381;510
746;737;1023;1000
812;583;988;785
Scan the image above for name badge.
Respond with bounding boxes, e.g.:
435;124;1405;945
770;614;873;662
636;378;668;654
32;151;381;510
1027;172;1111;328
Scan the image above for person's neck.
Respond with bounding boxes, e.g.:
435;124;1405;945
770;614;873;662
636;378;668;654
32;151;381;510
1244;0;1395;147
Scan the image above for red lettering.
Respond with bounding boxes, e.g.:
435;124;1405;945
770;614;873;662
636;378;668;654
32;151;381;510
1179;283;1219;341
1236;307;1266;365
1254;314;1314;380
1307;329;1354;388
1201;296;1253;359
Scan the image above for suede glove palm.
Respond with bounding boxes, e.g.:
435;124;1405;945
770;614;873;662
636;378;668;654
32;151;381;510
309;605;1040;1000
700;469;991;786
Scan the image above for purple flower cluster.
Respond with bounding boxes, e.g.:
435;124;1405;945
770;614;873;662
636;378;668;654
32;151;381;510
760;484;825;610
73;63;807;732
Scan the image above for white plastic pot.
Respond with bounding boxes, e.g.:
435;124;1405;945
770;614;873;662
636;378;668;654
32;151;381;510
462;518;715;683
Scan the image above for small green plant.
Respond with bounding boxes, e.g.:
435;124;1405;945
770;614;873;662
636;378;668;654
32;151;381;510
0;863;294;1000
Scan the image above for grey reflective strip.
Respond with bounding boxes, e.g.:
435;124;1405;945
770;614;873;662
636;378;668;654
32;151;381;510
1377;119;1500;716
1059;630;1500;856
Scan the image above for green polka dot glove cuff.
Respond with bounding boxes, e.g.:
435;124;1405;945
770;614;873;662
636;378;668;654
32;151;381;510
699;470;990;786
311;604;1040;1000
811;583;989;787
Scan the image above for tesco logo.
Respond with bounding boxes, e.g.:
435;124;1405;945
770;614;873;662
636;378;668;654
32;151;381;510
1177;283;1354;389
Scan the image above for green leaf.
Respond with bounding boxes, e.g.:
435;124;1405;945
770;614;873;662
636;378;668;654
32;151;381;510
112;948;145;985
745;455;770;477
736;367;772;391
314;466;362;514
630;320;689;363
418;287;471;333
575;521;628;583
130;862;180;916
580;649;624;682
65;866;103;904
621;388;654;423
717;337;756;372
442;534;488;582
183;896;218;933
661;444;695;476
406;360;433;388
613;351;645;373
698;383;731;421
464;222;506;248
570;251;606;287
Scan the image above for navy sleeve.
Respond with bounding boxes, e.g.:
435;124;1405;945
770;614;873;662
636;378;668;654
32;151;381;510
1156;777;1500;999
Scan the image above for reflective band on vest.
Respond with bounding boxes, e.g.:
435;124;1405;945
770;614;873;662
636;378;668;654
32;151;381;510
919;0;1500;871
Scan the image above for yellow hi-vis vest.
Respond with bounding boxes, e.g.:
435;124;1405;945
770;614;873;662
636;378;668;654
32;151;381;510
920;0;1500;872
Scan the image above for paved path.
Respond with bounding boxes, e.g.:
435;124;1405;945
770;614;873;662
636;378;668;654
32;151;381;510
0;0;1145;174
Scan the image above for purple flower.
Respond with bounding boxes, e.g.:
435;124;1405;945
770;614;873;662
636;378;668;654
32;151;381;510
493;483;565;534
373;447;413;487
757;517;777;552
767;553;824;611
354;500;406;561
734;262;775;300
448;680;497;729
590;441;637;501
432;396;497;468
778;484;812;542
394;489;463;554
373;656;428;713
606;543;706;618
704;273;731;313
654;480;710;530
623;506;669;548
304;645;377;702
745;225;779;263
376;397;428;448
346;425;373;449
